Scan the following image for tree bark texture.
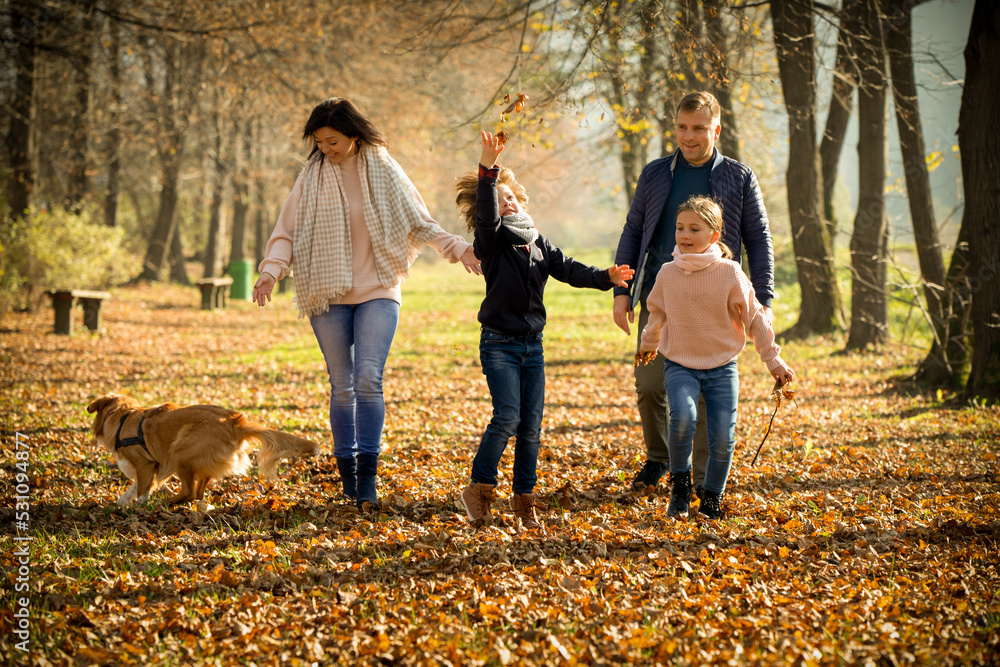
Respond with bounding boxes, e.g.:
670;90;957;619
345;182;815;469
140;47;182;281
604;1;657;202
704;0;741;164
884;1;948;356
961;0;1000;398
168;215;189;285
68;0;96;212
102;1;122;227
818;0;860;237
771;0;843;335
141;147;183;281
916;221;971;388
139;38;205;281
4;3;42;222
847;0;890;350
228;119;251;264
203;111;227;279
675;0;702;83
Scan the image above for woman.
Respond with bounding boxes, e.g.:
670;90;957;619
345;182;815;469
253;97;481;509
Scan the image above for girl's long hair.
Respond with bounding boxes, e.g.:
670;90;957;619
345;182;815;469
678;195;733;259
455;167;529;233
302;98;388;158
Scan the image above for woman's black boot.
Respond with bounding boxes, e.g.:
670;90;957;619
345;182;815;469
336;456;358;502
699;489;724;520
667;470;692;518
356;453;379;509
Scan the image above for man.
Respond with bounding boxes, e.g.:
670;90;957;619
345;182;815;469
612;91;774;500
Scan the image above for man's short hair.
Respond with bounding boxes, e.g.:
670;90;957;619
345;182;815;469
676;92;721;122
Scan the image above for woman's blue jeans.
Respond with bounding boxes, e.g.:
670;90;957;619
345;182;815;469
470;328;544;494
664;359;739;496
310;299;399;458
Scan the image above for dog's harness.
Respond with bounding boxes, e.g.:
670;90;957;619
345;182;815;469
114;414;150;455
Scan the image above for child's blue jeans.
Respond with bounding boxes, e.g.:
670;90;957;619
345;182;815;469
470;327;544;494
664;359;739;496
310;299;399;458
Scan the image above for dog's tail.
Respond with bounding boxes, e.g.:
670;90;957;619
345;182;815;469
239;421;321;480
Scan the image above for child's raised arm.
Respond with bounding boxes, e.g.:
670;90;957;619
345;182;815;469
480;131;504;168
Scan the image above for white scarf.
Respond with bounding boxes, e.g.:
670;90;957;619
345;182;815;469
501;212;538;245
292;145;442;318
670;244;723;274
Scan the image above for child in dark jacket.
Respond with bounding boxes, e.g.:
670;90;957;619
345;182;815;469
455;131;634;529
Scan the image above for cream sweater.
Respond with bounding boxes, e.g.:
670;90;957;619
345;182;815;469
640;258;787;372
259;153;471;305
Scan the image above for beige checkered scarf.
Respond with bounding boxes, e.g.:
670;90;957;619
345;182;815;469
292;144;442;318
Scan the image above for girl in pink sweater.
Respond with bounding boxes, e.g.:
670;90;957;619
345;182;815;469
638;195;794;519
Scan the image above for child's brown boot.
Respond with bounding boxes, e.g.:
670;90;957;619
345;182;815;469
460;482;496;524
510;492;541;530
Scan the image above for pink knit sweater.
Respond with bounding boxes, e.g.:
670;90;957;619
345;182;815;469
258;152;471;305
639;258;786;372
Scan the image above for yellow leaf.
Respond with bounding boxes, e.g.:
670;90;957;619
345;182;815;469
925;150;944;172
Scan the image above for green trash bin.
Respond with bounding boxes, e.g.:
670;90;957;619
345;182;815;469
228;260;253;301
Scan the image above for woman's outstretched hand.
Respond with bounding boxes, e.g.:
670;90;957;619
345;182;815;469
253;273;276;307
461;246;483;275
606;264;635;288
479;131;504;168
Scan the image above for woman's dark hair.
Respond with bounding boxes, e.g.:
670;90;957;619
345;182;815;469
302;98;388;157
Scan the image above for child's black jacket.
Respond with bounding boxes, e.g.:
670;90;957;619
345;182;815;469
473;166;614;336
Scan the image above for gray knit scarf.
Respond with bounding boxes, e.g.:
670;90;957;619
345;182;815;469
501;212;538;245
292;145;441;318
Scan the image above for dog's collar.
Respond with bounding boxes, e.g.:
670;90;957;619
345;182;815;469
114;414;150;455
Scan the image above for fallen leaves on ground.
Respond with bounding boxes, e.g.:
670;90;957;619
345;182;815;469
0;279;997;666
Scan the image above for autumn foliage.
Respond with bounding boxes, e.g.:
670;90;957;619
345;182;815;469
0;267;997;666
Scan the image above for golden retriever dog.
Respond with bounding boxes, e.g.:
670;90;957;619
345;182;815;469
88;393;320;505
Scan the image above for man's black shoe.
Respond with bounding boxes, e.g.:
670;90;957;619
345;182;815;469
630;460;669;492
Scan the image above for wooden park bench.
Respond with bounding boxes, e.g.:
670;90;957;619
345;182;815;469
47;290;111;335
196;276;233;311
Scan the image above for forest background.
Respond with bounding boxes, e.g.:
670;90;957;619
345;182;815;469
2;0;998;396
1;1;999;665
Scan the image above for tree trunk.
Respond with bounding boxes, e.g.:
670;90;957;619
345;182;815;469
704;0;741;164
203;111;227;279
671;0;701;92
846;0;890;350
771;0;843;336
103;0;122;227
818;0;860;237
961;0;1000;399
141;148;183;281
4;3;40;222
884;0;948;356
228;118;250;264
915;221;971;387
139;47;183;282
68;0;96;212
252;118;267;268
169;214;190;285
139;39;204;281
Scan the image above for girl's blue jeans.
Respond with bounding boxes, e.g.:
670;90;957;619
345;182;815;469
310;299;399;458
664;359;739;495
470;328;544;494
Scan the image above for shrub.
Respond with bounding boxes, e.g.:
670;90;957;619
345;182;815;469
0;207;136;319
